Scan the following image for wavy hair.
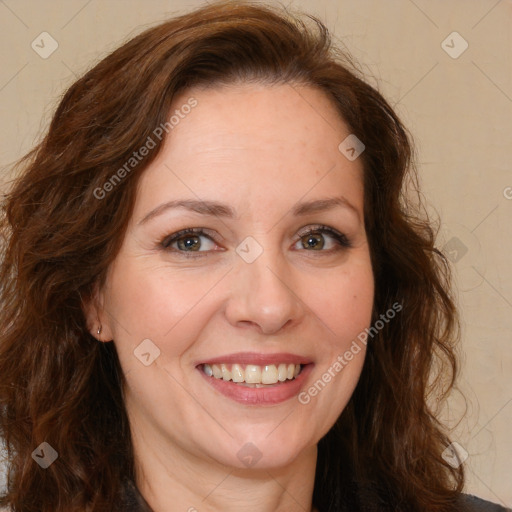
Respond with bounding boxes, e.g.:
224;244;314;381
0;2;463;511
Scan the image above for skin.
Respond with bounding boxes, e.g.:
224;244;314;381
86;82;374;512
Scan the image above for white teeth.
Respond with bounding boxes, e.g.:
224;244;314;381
245;365;261;384
277;363;288;382
221;363;232;381
231;363;244;383
212;364;222;379
261;365;278;384
202;363;302;385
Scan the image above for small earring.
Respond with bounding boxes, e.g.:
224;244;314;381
97;325;102;336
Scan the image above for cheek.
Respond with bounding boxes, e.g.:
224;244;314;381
106;256;222;336
311;262;374;347
296;264;373;432
107;249;374;354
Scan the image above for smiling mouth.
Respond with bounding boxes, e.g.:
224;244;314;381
200;363;302;387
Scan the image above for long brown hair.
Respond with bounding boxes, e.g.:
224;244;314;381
0;2;463;510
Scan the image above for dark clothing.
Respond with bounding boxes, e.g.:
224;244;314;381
459;494;511;512
121;478;510;511
120;479;152;511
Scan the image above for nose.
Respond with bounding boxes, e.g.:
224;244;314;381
224;246;304;335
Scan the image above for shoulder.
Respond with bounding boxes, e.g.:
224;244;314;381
458;494;511;512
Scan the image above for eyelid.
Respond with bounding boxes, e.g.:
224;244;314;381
294;224;351;248
159;224;352;256
160;227;220;249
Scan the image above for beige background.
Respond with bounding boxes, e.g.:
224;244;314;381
0;0;511;506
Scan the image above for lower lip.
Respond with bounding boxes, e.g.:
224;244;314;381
198;364;313;405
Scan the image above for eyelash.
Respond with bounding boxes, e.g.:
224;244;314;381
160;225;352;258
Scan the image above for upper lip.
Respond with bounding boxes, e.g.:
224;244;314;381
196;352;313;366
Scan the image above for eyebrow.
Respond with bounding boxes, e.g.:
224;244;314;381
138;196;360;225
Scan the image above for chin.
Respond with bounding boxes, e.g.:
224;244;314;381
207;431;312;471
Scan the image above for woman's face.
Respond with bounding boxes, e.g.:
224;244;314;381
91;83;374;469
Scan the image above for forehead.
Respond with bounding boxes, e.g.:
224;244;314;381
168;82;352;159
133;83;364;219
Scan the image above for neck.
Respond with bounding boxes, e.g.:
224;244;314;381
130;423;318;512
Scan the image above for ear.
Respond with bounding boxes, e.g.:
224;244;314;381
81;281;114;342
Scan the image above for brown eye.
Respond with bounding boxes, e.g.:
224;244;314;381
294;225;351;252
175;234;202;251
301;232;325;250
161;228;219;255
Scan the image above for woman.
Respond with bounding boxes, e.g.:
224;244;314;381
0;1;508;511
